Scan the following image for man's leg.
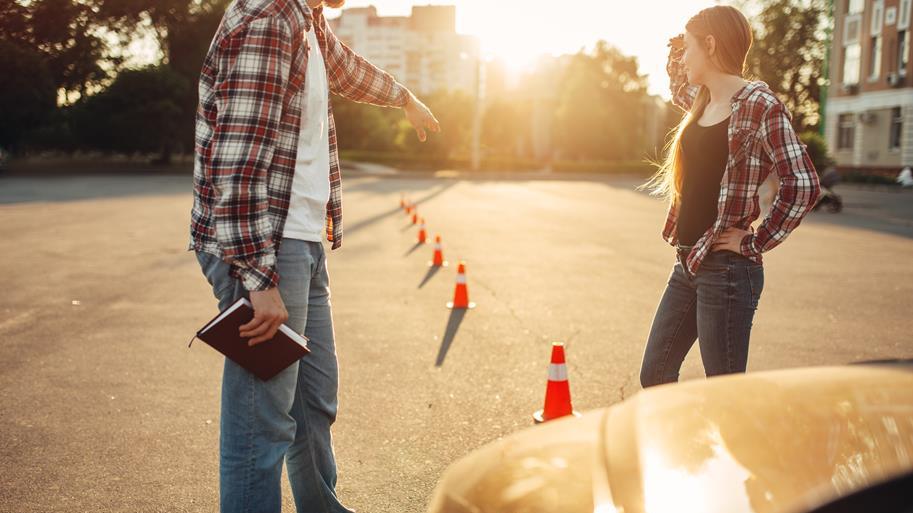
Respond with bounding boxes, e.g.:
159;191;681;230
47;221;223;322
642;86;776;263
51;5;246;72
285;242;353;513
195;250;301;513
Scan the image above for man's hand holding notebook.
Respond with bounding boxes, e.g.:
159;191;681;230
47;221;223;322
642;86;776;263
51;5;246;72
243;288;289;346
190;296;310;381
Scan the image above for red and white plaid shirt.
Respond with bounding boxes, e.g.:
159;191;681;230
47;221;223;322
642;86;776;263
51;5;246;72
664;58;821;275
189;0;409;291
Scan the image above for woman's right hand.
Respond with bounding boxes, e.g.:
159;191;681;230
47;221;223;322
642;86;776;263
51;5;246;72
666;34;685;78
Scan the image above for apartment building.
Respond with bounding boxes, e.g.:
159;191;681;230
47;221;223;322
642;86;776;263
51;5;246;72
328;5;480;96
825;0;913;174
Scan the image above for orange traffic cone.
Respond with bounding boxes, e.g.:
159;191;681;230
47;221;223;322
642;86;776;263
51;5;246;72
417;218;427;244
428;235;448;267
533;343;581;424
400;195;406;209
446;261;476;309
412;210;419;225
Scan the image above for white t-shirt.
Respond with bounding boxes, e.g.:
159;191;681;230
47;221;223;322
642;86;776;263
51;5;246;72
282;26;331;242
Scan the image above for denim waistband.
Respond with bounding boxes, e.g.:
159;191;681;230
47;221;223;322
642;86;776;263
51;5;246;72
675;244;695;255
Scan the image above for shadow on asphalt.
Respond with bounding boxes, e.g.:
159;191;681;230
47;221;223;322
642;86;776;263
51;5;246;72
344;180;457;238
418;265;442;289
435;308;467;367
403;241;424;257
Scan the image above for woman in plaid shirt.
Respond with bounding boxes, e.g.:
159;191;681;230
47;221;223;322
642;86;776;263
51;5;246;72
639;6;821;388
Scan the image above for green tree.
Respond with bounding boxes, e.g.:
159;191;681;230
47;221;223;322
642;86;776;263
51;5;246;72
394;90;474;159
1;0;109;102
481;99;527;158
331;96;403;152
91;0;230;70
746;0;829;131
553;41;650;161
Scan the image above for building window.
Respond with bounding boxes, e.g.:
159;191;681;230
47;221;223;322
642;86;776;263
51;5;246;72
869;36;883;79
900;30;910;75
844;43;862;84
838;113;856;150
872;0;885;35
890;107;903;150
900;0;911;30
847;0;864;14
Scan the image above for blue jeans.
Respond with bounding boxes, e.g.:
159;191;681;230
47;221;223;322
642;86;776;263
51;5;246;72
640;250;764;388
195;239;353;513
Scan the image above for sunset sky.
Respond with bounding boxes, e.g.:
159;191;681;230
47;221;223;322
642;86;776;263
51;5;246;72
326;0;757;97
121;0;757;98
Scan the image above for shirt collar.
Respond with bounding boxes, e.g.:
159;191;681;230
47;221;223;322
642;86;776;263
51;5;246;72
293;0;316;30
730;80;768;105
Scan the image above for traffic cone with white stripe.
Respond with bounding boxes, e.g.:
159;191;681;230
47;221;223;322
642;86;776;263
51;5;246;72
533;342;581;424
417;218;427;244
446;261;475;309
428;235;448;267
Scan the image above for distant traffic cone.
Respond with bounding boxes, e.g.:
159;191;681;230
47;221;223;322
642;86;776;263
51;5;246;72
428;235;448;267
446;261;476;309
400;195;406;209
412;210;419;225
533;343;581;424
405;203;412;215
417;218;427;244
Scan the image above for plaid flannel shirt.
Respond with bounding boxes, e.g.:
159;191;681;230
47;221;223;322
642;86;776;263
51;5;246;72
664;56;821;275
188;0;409;291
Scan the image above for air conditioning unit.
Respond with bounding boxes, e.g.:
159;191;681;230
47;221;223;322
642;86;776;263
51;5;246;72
858;111;877;124
842;83;859;94
887;72;905;87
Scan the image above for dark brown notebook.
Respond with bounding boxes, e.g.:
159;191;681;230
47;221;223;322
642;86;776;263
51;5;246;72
190;297;310;381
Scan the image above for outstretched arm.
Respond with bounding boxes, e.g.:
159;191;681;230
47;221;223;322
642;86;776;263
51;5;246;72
316;13;439;138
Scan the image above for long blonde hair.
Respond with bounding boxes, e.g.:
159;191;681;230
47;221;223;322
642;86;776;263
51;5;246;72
643;6;753;204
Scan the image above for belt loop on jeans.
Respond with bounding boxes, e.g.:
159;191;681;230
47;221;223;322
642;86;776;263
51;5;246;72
675;244;695;256
676;244;695;279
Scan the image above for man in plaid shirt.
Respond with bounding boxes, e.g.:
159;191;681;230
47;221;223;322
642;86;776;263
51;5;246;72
188;0;439;510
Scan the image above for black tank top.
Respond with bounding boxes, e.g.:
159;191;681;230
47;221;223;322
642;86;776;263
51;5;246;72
676;115;730;246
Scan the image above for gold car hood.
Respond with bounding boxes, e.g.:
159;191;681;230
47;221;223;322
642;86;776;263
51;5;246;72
426;408;605;513
599;365;913;513
426;365;913;513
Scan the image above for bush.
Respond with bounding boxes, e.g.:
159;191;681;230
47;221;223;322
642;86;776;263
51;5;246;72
71;65;190;163
799;131;834;175
0;41;56;152
840;172;900;185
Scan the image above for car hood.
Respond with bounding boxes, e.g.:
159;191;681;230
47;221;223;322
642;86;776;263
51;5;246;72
426;408;605;513
427;365;913;513
598;365;913;513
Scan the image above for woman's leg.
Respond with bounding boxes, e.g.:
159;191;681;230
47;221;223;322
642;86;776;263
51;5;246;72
694;251;764;376
640;260;699;388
